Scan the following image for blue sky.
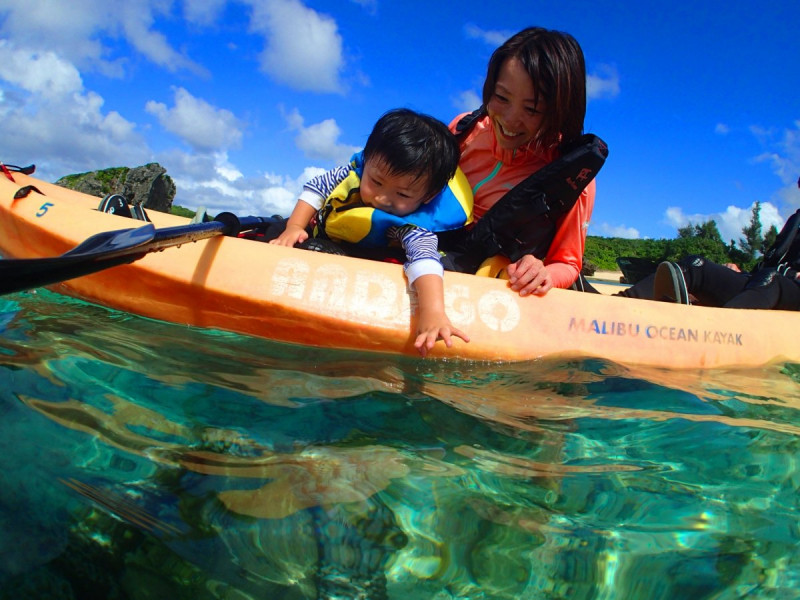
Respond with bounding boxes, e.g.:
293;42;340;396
1;0;798;243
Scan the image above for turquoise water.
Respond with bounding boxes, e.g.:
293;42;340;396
1;290;799;599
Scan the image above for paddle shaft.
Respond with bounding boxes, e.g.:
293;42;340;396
120;214;270;256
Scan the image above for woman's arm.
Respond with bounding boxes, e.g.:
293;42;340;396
507;179;595;294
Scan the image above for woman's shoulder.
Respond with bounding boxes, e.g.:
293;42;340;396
449;111;492;137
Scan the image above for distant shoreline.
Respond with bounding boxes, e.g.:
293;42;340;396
590;270;624;283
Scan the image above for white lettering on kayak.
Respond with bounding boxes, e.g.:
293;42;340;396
445;284;476;326
477;290;521;332
308;264;348;311
352;271;399;320
271;258;309;300
268;258;523;333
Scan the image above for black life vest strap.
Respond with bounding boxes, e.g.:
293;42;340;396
446;131;608;265
454;107;487;143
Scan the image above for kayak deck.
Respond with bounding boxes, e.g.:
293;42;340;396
1;170;799;368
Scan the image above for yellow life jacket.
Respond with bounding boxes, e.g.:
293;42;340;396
315;153;473;247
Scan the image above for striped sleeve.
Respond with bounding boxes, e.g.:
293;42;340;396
303;165;352;202
388;225;444;284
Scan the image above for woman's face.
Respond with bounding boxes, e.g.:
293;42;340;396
486;56;546;151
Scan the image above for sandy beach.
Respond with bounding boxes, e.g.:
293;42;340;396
590;270;624;283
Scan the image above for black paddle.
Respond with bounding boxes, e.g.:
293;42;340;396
0;212;279;296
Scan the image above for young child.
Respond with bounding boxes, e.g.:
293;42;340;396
271;108;473;357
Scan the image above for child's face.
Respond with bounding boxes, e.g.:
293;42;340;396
360;157;432;216
486;56;546;151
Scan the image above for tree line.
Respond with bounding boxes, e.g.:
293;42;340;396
583;202;778;273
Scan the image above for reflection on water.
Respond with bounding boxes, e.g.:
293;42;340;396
1;290;800;599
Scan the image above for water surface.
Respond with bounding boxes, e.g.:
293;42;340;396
1;290;799;599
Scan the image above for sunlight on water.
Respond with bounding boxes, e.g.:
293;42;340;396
1;290;800;599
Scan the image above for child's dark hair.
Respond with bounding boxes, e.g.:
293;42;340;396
363;108;460;200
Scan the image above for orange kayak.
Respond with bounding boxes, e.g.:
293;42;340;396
1;168;798;368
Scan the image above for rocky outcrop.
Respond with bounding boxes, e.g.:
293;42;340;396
55;163;176;213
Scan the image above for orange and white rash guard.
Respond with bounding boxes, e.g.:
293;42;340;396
450;113;595;289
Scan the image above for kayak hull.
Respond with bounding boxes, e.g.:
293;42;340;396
1;170;798;368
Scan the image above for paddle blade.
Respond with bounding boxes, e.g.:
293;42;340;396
0;224;156;295
0;215;280;297
64;223;156;257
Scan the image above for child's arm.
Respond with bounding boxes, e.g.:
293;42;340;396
270;164;352;247
412;272;470;358
392;225;470;357
270;200;316;247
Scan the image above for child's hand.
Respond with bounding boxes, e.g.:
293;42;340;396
269;224;308;247
414;312;470;358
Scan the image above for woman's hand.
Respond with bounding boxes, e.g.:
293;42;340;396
506;254;553;296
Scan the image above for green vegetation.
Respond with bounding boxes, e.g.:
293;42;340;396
584;203;775;273
56;173;89;187
56;166;130;195
170;205;196;218
95;167;129;187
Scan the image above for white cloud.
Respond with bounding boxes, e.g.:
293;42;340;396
461;27;620;103
463;24;512;47
0;0;204;77
591;222;641;239
453;89;482;114
116;3;207;76
665;202;785;245
246;0;346;93
282;107;360;163
659;121;800;243
161;148;310;217
587;64;620;101
350;0;377;15
751;120;800;210
151;111;343;218
183;0;228;26
715;123;730;135
145;87;244;152
0;41;149;179
0;41;83;98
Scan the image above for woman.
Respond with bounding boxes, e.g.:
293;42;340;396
448;27;595;296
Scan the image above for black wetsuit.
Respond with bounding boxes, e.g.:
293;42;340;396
619;255;800;310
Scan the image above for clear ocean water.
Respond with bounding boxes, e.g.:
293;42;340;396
1;289;799;600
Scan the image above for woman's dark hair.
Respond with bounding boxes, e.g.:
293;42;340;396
482;27;587;148
363;108;460;200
